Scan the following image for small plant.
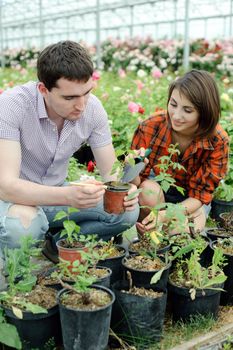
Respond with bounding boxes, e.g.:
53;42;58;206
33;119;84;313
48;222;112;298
53;207;80;247
214;180;233;202
58;248;111;307
110;149;136;183
0;237;47;318
170;247;227;300
142;144;193;238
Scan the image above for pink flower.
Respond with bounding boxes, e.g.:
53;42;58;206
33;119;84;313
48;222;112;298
0;89;4;94
135;80;144;91
128;101;139;113
118;68;126;78
152;69;163;79
92;71;101;81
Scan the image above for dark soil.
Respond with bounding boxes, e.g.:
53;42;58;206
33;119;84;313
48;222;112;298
3;285;57;310
215;241;233;255
96;244;125;259
220;211;233;231
128;238;169;254
124;255;166;271
58;239;85;249
209;228;233;238
122;286;164;298
38;266;109;287
60;288;112;310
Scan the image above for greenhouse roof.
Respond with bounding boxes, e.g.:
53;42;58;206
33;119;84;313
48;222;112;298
0;0;232;49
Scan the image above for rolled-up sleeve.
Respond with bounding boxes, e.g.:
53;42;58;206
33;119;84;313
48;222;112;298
0;94;22;141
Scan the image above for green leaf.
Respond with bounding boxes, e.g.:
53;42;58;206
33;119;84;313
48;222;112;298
0;323;22;349
63;220;76;236
68;207;79;215
160;180;170;193
202;274;227;289
16;275;37;292
126;189;142;200
25;302;48;314
53;211;67;221
150;267;165;284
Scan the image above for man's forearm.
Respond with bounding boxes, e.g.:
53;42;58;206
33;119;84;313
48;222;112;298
0;178;69;206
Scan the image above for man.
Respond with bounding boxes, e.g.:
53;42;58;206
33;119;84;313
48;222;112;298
0;40;139;256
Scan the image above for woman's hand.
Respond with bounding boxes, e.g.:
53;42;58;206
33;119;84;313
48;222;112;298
136;210;166;235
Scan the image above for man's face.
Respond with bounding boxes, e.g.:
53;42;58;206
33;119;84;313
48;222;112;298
40;77;94;122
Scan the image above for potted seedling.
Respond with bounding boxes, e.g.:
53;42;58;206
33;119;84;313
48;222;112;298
40;235;112;290
95;237;127;285
0;236;60;349
211;179;233;221
57;251;115;350
123;145;190;290
168;244;227;322
111;271;167;348
210;237;233;305
104;149;144;214
206;209;233;241
54;207;88;269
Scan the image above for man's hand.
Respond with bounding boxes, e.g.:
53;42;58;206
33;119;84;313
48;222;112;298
123;183;139;211
67;180;106;209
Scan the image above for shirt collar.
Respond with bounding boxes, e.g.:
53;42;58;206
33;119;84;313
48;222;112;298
37;84;49;119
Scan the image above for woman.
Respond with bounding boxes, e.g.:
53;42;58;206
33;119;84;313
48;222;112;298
131;69;229;234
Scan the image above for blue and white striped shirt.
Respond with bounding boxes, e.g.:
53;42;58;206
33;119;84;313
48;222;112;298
0;82;112;186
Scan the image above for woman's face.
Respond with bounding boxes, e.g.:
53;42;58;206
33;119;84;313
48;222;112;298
168;88;200;137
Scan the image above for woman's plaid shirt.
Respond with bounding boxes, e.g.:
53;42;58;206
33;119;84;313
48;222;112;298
131;111;229;204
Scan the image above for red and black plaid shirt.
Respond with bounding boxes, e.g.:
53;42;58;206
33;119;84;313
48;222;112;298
131;110;229;204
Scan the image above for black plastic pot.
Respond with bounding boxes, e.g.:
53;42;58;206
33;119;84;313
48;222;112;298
128;239;171;256
219;212;233;228
168;280;223;322
58;285;115;350
3;304;61;349
39;266;112;290
90;266;112;289
211;198;233;222
122;256;171;290
111;280;167;348
171;234;213;269
210;241;233;305
97;245;126;286
206;228;232;241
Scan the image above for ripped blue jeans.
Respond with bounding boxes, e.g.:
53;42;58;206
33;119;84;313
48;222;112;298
0;199;139;255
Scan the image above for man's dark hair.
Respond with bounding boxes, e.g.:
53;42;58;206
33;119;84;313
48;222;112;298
37;40;94;90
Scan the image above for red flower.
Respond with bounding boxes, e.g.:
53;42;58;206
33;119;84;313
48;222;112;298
138;106;145;114
87;160;96;172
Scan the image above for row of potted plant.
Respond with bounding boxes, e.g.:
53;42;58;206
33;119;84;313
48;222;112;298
1;145;232;349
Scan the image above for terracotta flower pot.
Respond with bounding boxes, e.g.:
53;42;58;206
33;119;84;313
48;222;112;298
56;239;87;271
104;181;130;214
